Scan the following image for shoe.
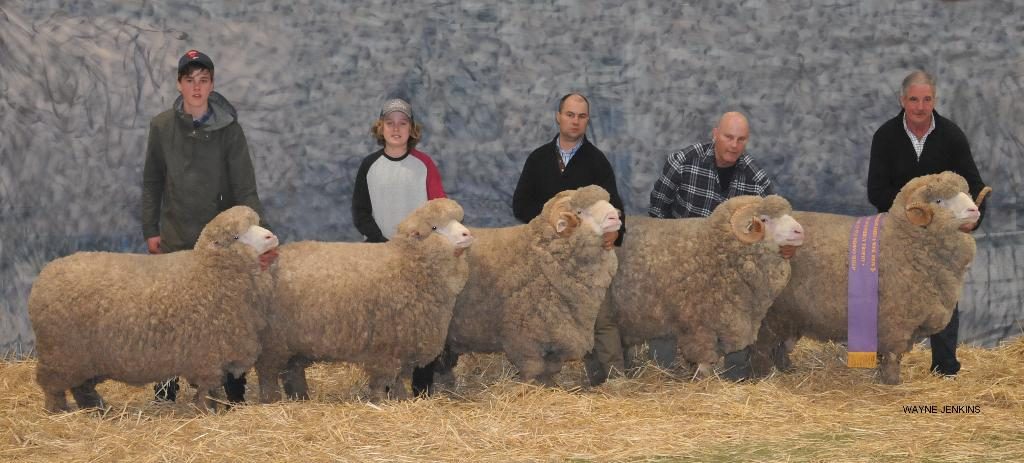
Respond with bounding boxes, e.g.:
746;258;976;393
719;349;753;382
224;374;247;403
930;365;959;378
154;378;179;402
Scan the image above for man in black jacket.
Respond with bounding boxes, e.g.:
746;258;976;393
512;93;626;386
867;70;988;377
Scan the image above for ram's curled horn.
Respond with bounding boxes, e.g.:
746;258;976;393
730;203;765;243
548;195;580;237
975;186;992;207
904;202;934;227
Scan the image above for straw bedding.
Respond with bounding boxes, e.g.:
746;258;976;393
2;337;1022;462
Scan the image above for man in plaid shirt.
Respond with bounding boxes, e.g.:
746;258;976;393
649;112;774;219
643;111;777;380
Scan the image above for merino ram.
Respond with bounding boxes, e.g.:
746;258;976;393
256;198;473;402
29;206;278;412
610;195;804;377
750;172;990;384
443;185;621;385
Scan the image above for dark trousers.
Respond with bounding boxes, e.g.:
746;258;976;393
154;372;247;403
930;306;961;375
411;344;460;396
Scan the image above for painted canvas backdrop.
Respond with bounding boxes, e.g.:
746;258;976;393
2;1;1022;355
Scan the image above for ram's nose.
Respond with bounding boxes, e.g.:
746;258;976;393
789;224;805;246
603;212;622;233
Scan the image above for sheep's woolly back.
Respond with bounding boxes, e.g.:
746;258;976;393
891;171;970;214
448;187;618;377
757;172;977;371
29;206;271;401
612;195;794;365
258;199;470;393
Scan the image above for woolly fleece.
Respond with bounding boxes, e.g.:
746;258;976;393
611;195;795;366
750;172;978;384
256;198;470;401
29;206;273;412
447;185;619;384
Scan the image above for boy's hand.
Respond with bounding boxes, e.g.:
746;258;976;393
147;236;162;254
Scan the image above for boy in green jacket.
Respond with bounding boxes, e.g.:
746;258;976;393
141;49;268;404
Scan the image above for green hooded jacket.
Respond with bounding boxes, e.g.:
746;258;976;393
141;91;266;252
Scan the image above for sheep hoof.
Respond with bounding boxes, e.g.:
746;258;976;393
879;372;901;385
878;365;902;385
70;381;107;411
692;363;715;380
44;393;70;413
434;370;457;390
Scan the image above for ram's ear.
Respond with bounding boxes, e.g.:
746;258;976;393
730;204;764;244
904;202;933;227
975;186;992;207
400;220;427;240
555;211;580;237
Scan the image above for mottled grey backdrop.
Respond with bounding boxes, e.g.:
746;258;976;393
2;1;1022;355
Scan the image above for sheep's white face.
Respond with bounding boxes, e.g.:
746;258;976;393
761;214;804;247
578;200;622;235
937;192;980;227
237;225;279;254
435;220;474;249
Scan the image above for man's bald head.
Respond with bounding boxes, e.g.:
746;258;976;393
717;112;749;132
711;112;750;168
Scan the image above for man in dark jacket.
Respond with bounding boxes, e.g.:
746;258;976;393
867;70;988;377
512;92;626;386
142;50;269;403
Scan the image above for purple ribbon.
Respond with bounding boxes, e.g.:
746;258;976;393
847;214;884;364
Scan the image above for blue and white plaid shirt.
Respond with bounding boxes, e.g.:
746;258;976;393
556;136;584;171
649;141;774;218
902;113;935;161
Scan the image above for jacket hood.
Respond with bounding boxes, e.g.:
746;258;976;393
174;91;238;131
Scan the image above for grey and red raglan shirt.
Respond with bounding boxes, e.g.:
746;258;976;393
352;148;446;242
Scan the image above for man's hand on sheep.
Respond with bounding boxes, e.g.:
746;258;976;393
602;231;619;250
778;245;798;259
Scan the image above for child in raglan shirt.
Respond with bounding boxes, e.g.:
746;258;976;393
350;98;450;395
352;98;446;242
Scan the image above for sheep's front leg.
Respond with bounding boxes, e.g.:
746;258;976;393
69;377;107;410
255;364;282;403
192;386;217;412
510;353;545;385
692;362;715;380
679;332;720;379
43;389;70;413
776;338;797;372
365;360;406;401
878;352;903;385
281;356;312;401
534;358;565;388
190;374;225;412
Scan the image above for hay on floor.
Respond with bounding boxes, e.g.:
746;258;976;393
2;338;1022;462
